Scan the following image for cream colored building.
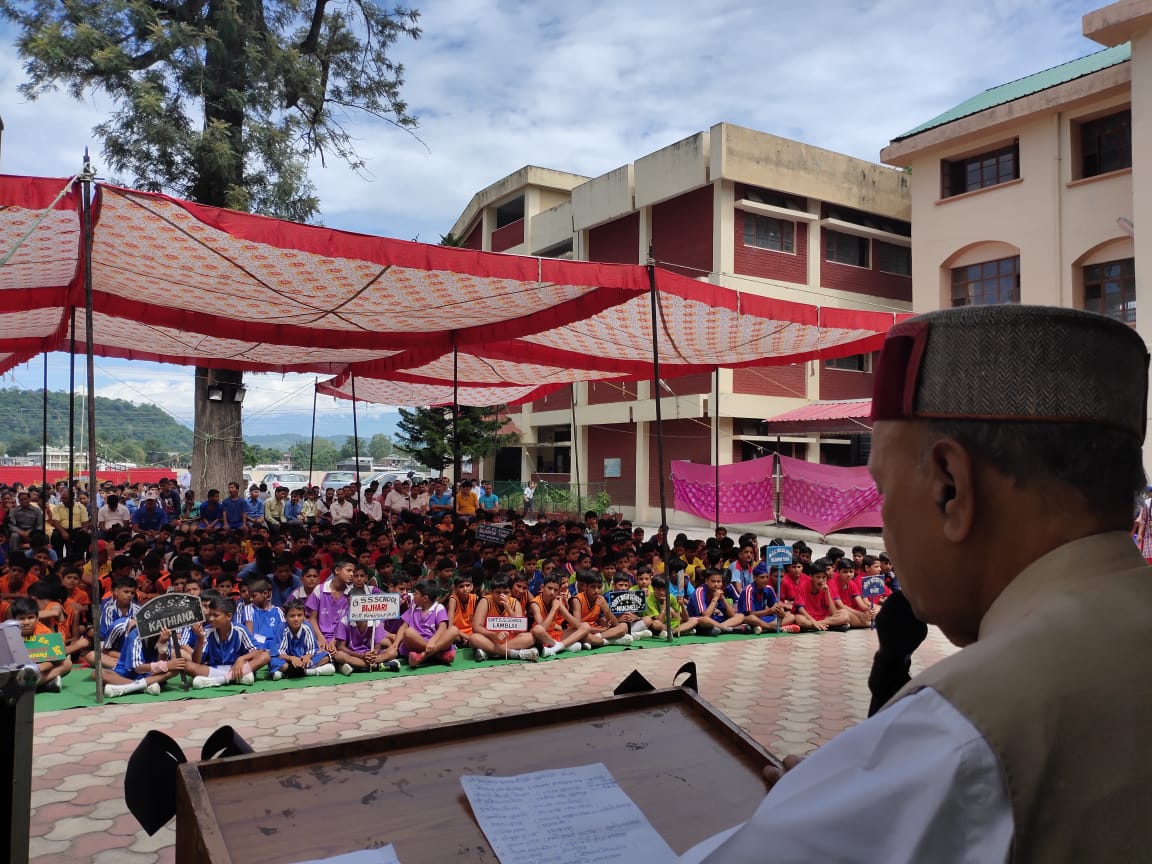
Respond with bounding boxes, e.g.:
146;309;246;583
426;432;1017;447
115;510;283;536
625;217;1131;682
450;124;912;523
881;0;1151;463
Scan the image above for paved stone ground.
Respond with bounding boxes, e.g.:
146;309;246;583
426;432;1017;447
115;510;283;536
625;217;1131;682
29;628;957;863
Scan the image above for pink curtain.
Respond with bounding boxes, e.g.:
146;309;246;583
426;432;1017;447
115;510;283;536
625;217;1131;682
671;455;776;523
778;455;883;535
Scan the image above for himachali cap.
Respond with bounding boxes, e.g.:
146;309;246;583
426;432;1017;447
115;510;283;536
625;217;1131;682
871;305;1149;439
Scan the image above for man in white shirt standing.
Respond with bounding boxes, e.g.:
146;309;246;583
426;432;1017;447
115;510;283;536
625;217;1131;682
704;305;1152;863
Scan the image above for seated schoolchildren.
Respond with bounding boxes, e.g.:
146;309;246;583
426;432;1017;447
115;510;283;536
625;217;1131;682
569;568;632;648
510;571;533;614
290;565;322;603
470;574;539;662
794;569;851;632
88;574;140;669
777;559;806;619
395;579;459;668
645;575;699;637
446;574;478;647
687;569;745;635
239;577;287;672
186;596;270;688
831;557;876;628
274;599;335;679
529;571;590;657
102;625;188;698
738;569;799;633
332;614;400;674
11;597;72;692
609;574;654;639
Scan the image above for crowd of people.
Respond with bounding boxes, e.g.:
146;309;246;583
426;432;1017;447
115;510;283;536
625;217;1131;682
0;473;896;698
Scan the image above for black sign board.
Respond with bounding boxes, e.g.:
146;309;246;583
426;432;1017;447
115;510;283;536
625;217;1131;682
475;523;512;544
136;593;205;640
607;590;646;617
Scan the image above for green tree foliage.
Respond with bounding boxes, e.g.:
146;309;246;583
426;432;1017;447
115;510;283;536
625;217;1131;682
394;406;514;474
368;432;394;461
338;436;369;459
242;441;283;466
287;439;338;471
0;0;422;221
0;387;193;461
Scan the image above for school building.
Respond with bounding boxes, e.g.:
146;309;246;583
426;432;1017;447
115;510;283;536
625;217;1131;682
880;0;1152;467
449;123;913;523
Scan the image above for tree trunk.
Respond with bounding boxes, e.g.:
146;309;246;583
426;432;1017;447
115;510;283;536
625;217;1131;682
191;367;244;497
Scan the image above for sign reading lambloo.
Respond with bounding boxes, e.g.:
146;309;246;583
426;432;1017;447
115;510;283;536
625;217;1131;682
136;593;205;640
485;617;528;633
349;593;401;622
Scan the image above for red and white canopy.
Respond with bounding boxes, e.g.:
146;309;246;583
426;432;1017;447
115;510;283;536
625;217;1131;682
0;174;903;404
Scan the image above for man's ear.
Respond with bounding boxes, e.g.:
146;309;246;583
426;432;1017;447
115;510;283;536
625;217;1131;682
926;437;976;543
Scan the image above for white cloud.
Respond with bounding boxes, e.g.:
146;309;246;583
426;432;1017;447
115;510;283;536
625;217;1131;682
0;1;1104;416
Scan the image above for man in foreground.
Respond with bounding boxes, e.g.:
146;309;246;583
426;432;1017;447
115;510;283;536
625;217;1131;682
705;304;1152;862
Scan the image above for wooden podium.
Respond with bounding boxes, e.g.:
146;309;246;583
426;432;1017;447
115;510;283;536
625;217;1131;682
176;688;777;864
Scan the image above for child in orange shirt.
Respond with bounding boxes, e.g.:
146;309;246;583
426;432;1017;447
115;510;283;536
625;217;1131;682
12;597;72;692
470;574;539;662
529;571;590;657
569;569;632;648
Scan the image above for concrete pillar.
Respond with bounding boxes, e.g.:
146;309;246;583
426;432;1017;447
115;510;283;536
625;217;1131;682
1132;31;1152;472
714;180;735;277
633;381;652;521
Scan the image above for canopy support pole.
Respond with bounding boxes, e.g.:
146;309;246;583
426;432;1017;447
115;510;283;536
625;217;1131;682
646;257;672;643
452;339;460;518
40;352;47;503
68;306;76;493
80;152;102;704
571;384;581;517
713;366;720;533
307;379;318;484
351;373;361;525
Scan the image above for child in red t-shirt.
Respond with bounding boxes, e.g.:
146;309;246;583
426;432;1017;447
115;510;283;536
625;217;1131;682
831;558;876;628
794;571;851;632
777;560;806;616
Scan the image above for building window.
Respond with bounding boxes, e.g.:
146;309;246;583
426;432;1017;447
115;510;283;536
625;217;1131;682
743;214;794;253
876;241;911;276
825;353;872;372
825;230;869;267
1083;258;1135;323
1080;110;1131;178
950;255;1020;307
941;143;1019;197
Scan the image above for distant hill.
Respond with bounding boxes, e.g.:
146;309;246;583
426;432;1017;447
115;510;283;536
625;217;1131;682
0;387;193;458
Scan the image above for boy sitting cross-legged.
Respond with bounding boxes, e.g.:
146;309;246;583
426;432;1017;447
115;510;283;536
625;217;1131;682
687;569;745;635
470;574;539;662
186;596;270;688
274;599;335;679
569;568;632;649
530;570;591;658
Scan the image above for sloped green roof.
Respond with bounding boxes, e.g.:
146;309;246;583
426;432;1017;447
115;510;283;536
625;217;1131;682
894;43;1131;141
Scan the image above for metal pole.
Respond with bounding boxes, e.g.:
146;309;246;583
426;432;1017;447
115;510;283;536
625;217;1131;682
68;308;76;495
307;379;318;485
452;341;461;518
351;373;362;525
646;255;672;642
80;152;102;704
571;384;581;517
774;438;783;525
713;366;720;532
41;352;47;502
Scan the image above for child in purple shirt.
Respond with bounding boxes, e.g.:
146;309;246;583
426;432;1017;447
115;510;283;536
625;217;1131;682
396;579;459;668
333;618;399;674
305;559;352;655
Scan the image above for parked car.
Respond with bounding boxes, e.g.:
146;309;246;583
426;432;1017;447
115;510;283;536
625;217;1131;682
320;470;358;491
263;471;311;489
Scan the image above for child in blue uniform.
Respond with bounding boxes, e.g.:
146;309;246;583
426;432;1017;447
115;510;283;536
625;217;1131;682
102;626;189;697
239;577;286;677
274;600;335;679
187;597;269;688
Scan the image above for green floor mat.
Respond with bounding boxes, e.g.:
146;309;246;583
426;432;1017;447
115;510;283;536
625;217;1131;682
33;630;794;713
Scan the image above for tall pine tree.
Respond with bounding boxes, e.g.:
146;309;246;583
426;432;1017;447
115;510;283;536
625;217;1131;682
1;0;421;495
395;406;513;477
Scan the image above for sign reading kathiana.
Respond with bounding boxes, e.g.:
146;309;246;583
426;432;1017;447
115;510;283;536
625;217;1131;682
136;593;205;640
349;593;401;622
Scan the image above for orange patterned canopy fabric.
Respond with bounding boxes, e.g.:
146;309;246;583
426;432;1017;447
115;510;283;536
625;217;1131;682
0;174;903;405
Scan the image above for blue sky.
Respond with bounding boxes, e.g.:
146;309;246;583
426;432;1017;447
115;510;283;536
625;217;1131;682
0;0;1102;435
